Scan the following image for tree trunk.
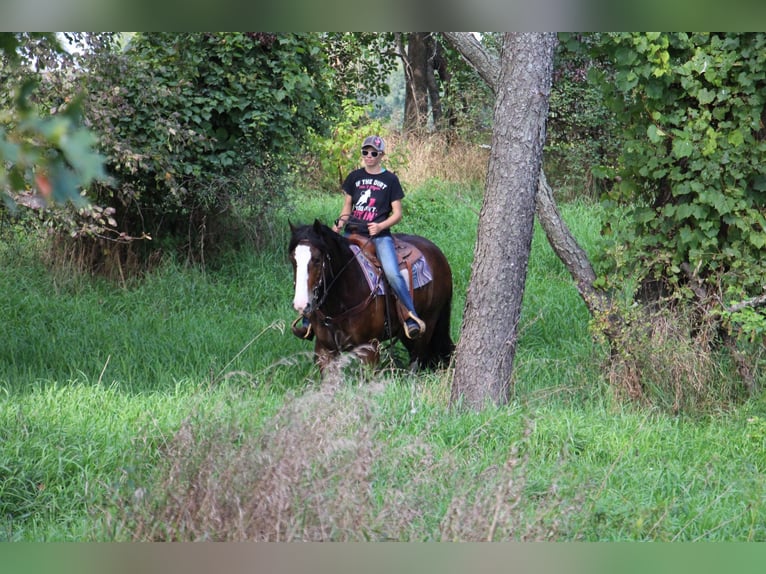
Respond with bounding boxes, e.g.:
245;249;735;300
402;33;431;133
535;170;614;322
425;34;448;129
451;33;557;409
442;32;616;326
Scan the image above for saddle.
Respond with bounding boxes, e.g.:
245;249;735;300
346;233;424;312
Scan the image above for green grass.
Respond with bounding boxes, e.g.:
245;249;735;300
2;186;766;541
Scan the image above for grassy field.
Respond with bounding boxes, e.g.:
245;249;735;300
2;181;766;541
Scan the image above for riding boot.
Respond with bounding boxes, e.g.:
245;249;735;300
291;315;314;340
403;311;426;340
395;301;425;340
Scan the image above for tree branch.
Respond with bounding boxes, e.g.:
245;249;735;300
724;293;766;314
442;33;499;93
443;32;617;325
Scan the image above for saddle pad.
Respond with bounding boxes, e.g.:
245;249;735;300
350;244;433;295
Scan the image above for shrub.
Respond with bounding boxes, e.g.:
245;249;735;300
36;33;337;268
588;33;766;349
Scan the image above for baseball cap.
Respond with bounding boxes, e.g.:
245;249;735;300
362;135;385;152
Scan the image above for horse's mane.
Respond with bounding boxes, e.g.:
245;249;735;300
288;220;354;263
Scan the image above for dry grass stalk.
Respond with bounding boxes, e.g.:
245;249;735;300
117;382;406;541
112;379;581;541
438;421;573;542
389;133;489;188
606;307;726;413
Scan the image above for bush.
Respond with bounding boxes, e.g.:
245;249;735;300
303;100;395;193
33;33;337;268
545;36;621;201
589;33;766;348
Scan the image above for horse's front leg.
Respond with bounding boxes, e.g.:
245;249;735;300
314;341;344;384
314;342;336;371
355;340;380;367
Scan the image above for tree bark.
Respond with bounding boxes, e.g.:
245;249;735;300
535;170;613;320
443;32;615;322
451;33;557;409
425;35;443;129
402;33;431;133
442;32;500;90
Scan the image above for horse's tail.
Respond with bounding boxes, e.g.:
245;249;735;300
425;288;455;369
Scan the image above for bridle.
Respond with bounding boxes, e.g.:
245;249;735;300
299;240;331;314
297;238;380;325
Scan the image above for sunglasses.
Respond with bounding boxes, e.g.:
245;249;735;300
361;150;381;157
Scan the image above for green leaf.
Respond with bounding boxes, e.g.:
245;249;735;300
50;162;88;207
749;233;766;249
647;124;666;143
727;129;745;147
615;47;637;66
702;129;718;156
752;175;766;191
678;225;699;247
8;165;26;191
61;128;107;184
697;88;716;105
0;134;20;164
672;138;694;158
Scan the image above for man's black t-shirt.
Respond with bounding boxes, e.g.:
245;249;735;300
341;168;404;237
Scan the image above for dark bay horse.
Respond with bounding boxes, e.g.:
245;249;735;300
289;220;454;373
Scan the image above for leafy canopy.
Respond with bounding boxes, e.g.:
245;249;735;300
87;33;337;216
575;33;766;339
0;33;106;210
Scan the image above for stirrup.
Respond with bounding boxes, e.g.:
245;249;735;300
291;315;313;340
403;312;426;340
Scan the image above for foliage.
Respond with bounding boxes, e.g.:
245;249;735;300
306;32;461;194
304;100;405;192
0;33;107;211
1;85;106;211
545;35;622;200
434;33;496;141
3;32;495;268
321;32;399;103
371;61;406;125
24;32;418;266
73;33;337;256
364;33;494;140
0;32;64;74
574;33;766;346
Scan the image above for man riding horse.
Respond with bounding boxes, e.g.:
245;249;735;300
292;135;426;341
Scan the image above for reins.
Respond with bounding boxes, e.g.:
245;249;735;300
302;235;383;325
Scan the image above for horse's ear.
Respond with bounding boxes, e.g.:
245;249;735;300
313;219;324;233
289;219;296;232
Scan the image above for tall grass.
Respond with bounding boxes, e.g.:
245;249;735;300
3;170;766;541
391;132;490;189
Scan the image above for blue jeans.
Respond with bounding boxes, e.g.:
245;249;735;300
372;235;418;316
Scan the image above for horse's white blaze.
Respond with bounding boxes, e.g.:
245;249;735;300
292;244;312;312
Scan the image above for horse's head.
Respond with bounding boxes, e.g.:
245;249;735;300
289;220;344;314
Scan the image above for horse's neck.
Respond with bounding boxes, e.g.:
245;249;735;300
325;244;368;310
